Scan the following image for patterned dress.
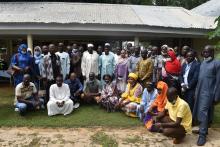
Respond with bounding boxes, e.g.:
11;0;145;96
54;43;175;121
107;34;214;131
100;81;119;112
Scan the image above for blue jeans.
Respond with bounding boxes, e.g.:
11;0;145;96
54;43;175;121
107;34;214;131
15;97;44;115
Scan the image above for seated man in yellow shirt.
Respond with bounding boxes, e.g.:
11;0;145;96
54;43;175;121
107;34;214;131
153;87;192;144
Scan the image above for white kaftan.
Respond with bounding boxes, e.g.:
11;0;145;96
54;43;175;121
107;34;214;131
81;51;99;80
47;83;73;116
56;51;70;79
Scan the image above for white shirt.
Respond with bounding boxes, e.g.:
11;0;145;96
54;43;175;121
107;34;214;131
49;83;71;102
56;51;70;79
81;51;99;79
183;62;192;86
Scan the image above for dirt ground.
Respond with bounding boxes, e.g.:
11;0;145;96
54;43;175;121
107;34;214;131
0;127;220;147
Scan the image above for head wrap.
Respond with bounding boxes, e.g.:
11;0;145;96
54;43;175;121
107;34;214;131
34;46;42;53
34;46;43;64
151;81;168;112
165;50;181;74
128;73;138;80
17;44;28;53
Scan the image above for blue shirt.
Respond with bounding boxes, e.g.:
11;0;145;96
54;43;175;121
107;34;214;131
64;78;83;96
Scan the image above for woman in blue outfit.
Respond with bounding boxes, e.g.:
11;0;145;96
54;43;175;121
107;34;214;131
11;44;33;86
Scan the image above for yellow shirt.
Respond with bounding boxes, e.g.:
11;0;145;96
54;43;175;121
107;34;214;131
121;83;142;103
165;97;192;133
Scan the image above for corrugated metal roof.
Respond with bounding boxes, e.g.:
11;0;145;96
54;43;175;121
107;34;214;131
191;0;220;17
0;2;216;29
131;5;215;29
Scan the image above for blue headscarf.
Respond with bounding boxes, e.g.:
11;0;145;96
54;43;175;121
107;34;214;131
17;44;28;53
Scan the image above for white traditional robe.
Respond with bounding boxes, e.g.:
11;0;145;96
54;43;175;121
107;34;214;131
81;51;99;80
56;51;70;79
47;83;73;116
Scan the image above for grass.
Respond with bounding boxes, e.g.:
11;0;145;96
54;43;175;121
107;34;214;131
0;84;142;127
90;131;118;147
123;135;144;144
0;84;220;128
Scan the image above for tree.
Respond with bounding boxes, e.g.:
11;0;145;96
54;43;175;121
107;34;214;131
208;16;220;52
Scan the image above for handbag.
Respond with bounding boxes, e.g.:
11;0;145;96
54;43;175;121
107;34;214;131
6;54;19;76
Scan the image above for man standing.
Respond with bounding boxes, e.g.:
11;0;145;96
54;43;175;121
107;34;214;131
128;46;141;73
193;45;220;146
180;51;200;112
47;75;73;116
99;43;116;82
42;45;49;56
41;44;61;102
56;42;70;80
97;45;103;56
180;46;190;65
150;46;163;84
114;47;122;64
15;74;44;116
81;44;99;81
136;49;153;87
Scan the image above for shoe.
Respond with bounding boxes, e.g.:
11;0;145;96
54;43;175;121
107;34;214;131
173;138;181;144
73;102;80;109
192;126;199;134
14;108;19;112
197;136;206;146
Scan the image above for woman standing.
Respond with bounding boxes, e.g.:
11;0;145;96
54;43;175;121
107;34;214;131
33;46;43;89
114;49;129;94
11;44;33;86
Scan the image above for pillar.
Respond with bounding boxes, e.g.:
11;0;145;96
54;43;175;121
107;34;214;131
134;36;139;46
27;34;33;53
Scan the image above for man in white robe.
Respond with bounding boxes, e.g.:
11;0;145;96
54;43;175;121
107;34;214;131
47;75;73;116
56;42;70;80
81;44;99;81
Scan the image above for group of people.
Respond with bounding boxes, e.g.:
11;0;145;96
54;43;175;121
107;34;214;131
11;42;220;146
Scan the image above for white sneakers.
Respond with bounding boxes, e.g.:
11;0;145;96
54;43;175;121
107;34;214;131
14;108;19;112
73;102;80;109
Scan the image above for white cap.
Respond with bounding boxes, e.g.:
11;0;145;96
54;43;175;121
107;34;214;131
87;44;94;48
105;43;110;47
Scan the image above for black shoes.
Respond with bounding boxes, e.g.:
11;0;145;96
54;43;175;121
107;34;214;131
197;135;206;146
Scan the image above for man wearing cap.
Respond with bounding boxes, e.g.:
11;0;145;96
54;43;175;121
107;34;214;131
81;44;99;82
99;43;116;83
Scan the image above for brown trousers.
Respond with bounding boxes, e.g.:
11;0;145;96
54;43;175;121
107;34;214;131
158;116;186;140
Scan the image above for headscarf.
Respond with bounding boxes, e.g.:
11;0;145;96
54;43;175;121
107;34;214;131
165;50;181;75
151;81;168;112
34;46;43;64
27;48;32;55
128;73;138;80
17;44;28;53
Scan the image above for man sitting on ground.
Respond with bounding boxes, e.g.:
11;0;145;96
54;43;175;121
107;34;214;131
15;74;44;116
47;75;73;116
153;87;192;144
65;72;83;108
81;72;102;103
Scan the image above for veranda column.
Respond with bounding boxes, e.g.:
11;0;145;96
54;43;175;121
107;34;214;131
27;34;33;53
134;36;139;46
